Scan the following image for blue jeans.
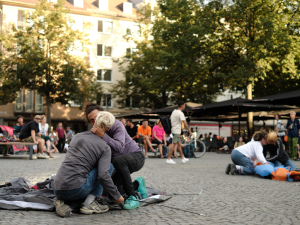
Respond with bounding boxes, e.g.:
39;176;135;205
231;150;255;175
274;159;297;170
54;164;114;201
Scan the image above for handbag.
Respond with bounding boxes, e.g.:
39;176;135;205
288;122;293;130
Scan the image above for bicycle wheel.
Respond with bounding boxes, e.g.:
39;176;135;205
187;139;206;158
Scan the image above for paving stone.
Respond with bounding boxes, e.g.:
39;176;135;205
1;153;300;224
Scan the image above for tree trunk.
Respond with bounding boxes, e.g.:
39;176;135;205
46;94;51;133
247;82;254;137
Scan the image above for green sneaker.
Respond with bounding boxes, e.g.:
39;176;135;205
123;195;140;210
134;176;148;199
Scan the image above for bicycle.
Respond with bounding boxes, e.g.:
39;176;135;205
181;132;206;158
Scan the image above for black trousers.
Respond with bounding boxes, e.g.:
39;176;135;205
112;151;145;197
57;137;65;153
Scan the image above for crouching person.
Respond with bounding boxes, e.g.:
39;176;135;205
225;130;276;175
263;132;297;170
53;131;124;217
91;111;147;210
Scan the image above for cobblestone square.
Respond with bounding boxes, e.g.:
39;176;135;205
1;153;300;225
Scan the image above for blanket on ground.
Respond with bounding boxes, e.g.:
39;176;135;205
0;177;172;211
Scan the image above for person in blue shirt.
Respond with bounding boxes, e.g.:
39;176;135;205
66;127;74;142
286;111;300;160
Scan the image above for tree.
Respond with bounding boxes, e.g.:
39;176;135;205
193;0;300;135
111;1;221;109
0;0;102;126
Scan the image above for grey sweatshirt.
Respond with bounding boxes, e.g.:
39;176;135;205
54;131;121;200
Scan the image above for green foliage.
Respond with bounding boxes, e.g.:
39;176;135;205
0;0;102;122
200;0;300;97
111;0;220;109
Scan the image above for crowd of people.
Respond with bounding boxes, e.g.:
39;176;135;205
7;115;74;158
120;101;192;164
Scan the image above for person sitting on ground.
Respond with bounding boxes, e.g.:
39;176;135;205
166;100;192;164
225;130;276;175
19;115;49;159
126;119;138;142
137;119;156;157
56;122;66;153
13;115;25;141
49;129;59;153
219;137;229;152
53;129;124;218
263;132;297;170
234;137;245;149
66;127;74;142
152;119;167;158
85;104;148;210
39;115;54;158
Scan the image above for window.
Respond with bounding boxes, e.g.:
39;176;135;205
99;0;108;10
47;0;57;3
70;100;81;107
126;28;131;35
35;92;43;112
97;20;113;33
102;94;112;108
97;69;112;82
25;90;33;112
123;2;132;14
17;10;25;28
97;44;112;57
125;95;140;108
15;90;23;112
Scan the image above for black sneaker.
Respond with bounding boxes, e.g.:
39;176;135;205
225;163;231;175
230;164;237;175
54;200;72;218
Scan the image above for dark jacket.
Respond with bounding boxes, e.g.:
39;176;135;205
263;138;289;163
286;118;300;138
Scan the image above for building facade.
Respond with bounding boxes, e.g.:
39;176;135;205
0;0;154;132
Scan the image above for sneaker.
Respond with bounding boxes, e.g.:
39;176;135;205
54;200;72;218
134;176;148;199
80;200;109;214
181;158;189;164
166;159;176;164
230;164;237;175
37;153;49;159
123;195;140;210
225;163;231;175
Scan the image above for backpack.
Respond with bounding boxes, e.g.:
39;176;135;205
162;145;169;158
159;116;171;135
183;144;195;158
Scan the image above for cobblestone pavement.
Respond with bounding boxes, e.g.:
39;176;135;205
1;152;300;225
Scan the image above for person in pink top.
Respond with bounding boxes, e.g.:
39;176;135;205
56;122;66;153
152;119;167;158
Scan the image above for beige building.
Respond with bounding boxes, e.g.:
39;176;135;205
0;0;154;132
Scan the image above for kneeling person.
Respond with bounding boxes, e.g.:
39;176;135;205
53;131;124;217
263;132;296;170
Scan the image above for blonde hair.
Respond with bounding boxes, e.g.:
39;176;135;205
267;132;277;144
290;111;296;116
95;111;116;130
157;119;161;124
40;115;46;120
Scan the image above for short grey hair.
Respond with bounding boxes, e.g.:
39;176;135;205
290;111;296;116
95;111;115;129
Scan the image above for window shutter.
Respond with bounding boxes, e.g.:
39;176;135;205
98;20;103;32
97;44;102;56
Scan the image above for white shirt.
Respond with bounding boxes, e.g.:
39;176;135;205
39;123;49;136
235;140;267;164
170;109;186;134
